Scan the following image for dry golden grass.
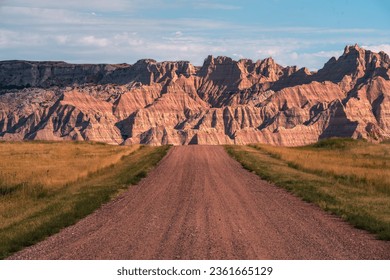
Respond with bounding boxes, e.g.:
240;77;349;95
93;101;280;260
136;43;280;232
0;141;139;188
254;140;390;194
0;141;139;229
0;142;170;259
226;139;390;240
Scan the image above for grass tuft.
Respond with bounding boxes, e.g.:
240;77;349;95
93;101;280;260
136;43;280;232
310;138;361;150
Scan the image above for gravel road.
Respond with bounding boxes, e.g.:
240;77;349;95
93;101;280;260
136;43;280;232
9;146;390;259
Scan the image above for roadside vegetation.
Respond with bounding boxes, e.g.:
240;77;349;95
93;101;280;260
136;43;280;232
0;141;170;259
225;138;390;240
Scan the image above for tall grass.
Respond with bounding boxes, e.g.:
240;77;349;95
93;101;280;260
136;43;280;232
0;141;139;189
0;142;170;259
225;139;390;240
256;139;390;195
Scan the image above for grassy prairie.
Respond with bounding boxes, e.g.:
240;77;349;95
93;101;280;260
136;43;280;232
0;141;139;189
0;141;170;259
225;139;390;240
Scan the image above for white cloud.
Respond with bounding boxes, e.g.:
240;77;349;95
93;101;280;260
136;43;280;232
0;29;14;46
290;52;299;60
257;47;287;57
1;6;91;25
113;32;144;47
54;35;69;45
255;41;305;59
193;2;241;10
362;44;390;56
0;29;44;47
79;36;110;47
232;53;244;59
311;50;342;58
2;0;132;12
277;50;344;71
1;0;389;70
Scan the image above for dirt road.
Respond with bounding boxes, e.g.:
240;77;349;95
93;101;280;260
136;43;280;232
10;146;390;259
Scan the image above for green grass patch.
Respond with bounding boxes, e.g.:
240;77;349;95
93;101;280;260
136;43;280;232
225;144;390;240
0;144;170;259
309;137;362;150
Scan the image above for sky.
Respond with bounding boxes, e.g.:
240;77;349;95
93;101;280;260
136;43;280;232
0;0;390;70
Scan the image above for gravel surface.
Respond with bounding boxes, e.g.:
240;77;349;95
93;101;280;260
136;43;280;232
9;146;390;259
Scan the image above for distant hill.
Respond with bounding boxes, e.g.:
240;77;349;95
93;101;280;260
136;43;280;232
0;44;389;145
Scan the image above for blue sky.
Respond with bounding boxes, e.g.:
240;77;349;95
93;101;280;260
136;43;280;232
0;0;389;70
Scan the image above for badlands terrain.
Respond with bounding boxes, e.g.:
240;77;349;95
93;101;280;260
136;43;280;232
1;44;389;146
1;45;390;259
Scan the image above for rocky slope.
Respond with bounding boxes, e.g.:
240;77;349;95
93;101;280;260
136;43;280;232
0;44;389;146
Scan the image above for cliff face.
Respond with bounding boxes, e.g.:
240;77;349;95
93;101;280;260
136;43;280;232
1;45;389;146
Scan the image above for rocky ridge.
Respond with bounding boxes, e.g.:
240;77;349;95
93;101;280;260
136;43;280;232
0;44;389;145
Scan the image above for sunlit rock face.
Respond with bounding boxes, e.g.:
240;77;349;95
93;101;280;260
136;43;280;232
1;45;389;146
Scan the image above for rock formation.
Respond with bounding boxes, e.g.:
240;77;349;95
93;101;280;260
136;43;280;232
0;44;389;146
